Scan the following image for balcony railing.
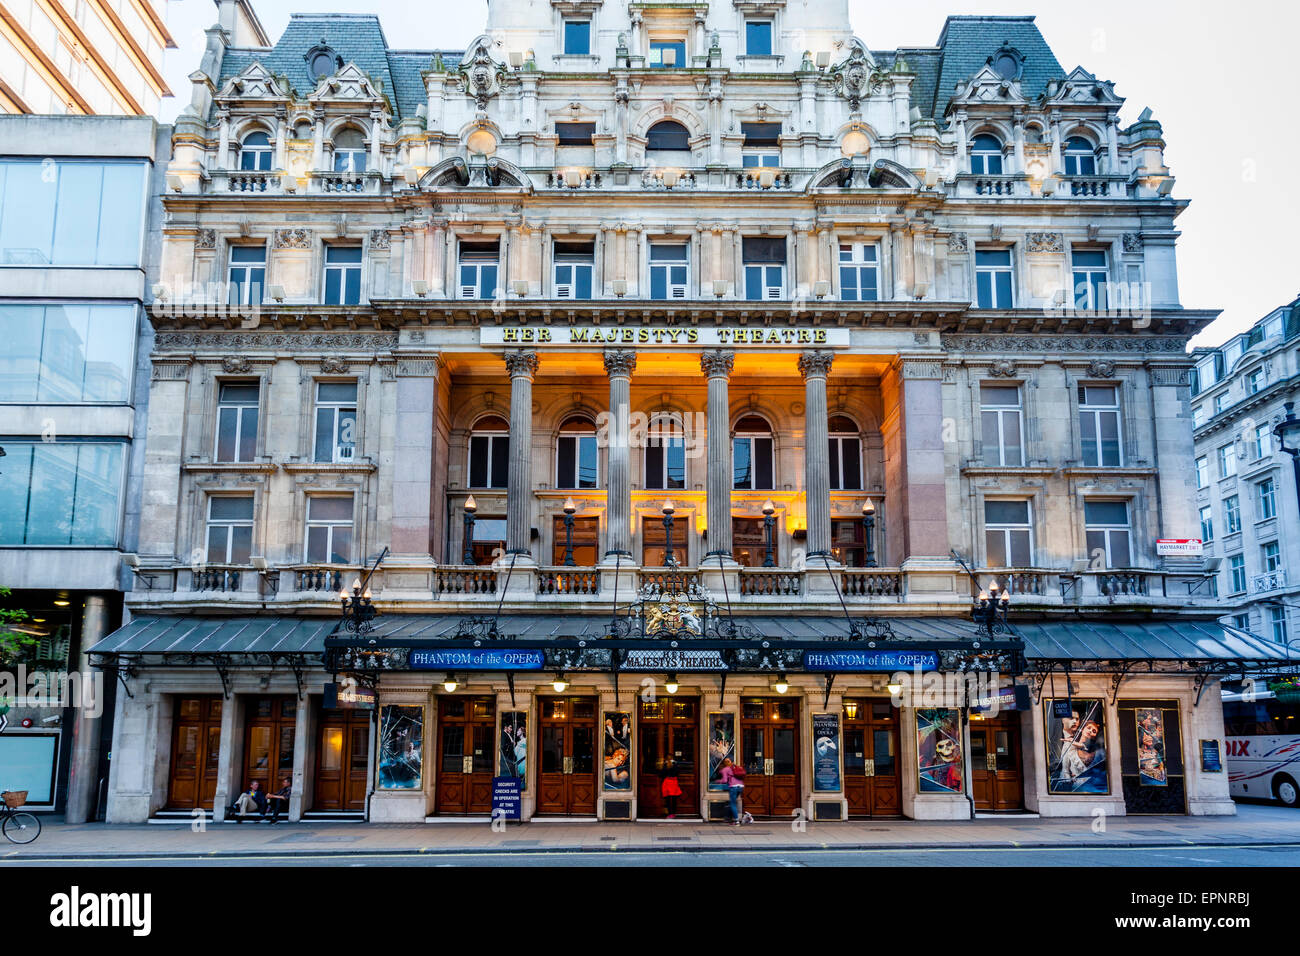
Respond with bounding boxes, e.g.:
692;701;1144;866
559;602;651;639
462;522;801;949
436;567;498;595
637;568;701;591
977;569;1049;597
1094;570;1151;597
840;569;903;598
738;568;804;596
191;567;242;592
537;567;601;595
223;170;280;193
1253;569;1288;593
292;566;348;594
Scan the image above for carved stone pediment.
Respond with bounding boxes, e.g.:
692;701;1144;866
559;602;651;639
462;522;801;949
1042;66;1124;109
949;64;1026;108
457;37;507;110
216;62;291;105
308;61;387;108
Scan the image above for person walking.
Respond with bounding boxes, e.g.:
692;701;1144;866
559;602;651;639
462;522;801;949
660;759;682;818
718;757;745;826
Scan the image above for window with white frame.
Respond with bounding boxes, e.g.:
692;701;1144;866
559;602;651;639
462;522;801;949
1228;553;1247;593
1213;392;1229;415
1078;384;1122;467
1252;423;1273;460
743;237;785;300
468;415;509;489
215;382;260;463
1084;499;1132;568
1263;540;1282;572
458;241;500;299
1247;367;1265;394
969;134;1004;175
1257;477;1277;520
745;19;773;56
332;128;367;173
649;242;689;299
741;122;781;167
644;415;686;490
838;242;879;301
733;415;775;490
1232;612;1250;631
1199;505;1213;543
323;245;363;305
305;495;354;565
979;384;1024;467
1218;442;1237;478
984;500;1032;567
828;416;862;491
227;245;266;306
1063;136;1097;176
556;416;598;489
1193;404;1208;428
563;19;591;55
1270;605;1288;643
553;241;594;299
314;382;357;463
206;495;254;564
1225;495;1241;534
239;131;272;171
1072;249;1109;311
1195;456;1209;489
975;249;1014;308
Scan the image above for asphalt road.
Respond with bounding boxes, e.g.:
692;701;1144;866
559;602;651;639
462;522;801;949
5;843;1297;866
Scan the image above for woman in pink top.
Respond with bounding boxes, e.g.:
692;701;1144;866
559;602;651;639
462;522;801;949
718;758;744;825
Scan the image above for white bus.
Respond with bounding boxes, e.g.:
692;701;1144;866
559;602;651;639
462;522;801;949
1222;688;1300;807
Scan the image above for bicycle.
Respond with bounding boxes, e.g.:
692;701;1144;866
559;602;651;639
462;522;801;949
0;791;41;844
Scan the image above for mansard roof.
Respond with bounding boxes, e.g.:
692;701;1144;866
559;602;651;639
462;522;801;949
930;15;1064;118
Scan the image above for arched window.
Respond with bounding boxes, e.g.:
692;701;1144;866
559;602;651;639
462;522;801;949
970;134;1003;176
828;415;863;491
647;120;690;151
468;415;509;488
239;131;272;171
556;416;598;489
333;128;367;173
733;415;774;490
644;414;686;490
1064;136;1097;177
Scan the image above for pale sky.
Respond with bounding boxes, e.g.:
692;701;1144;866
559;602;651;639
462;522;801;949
159;0;1300;347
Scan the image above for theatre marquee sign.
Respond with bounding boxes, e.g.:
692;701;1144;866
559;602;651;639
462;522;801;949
481;326;850;347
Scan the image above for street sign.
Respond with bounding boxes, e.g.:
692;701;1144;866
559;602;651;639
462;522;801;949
803;650;939;672
409;649;545;671
1156;539;1203;556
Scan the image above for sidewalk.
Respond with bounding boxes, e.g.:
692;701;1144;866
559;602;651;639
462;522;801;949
6;804;1300;860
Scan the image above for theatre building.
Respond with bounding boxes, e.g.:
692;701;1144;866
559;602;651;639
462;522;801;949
90;2;1289;824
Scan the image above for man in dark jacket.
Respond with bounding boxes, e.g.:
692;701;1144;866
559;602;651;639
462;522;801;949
265;777;292;824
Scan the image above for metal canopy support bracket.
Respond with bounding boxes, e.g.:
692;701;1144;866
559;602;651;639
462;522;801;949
823;672;836;710
506;671;516;709
1109;660;1138;705
291;659;305;700
215;660;232;700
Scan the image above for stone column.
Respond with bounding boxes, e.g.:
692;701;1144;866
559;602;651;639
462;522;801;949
217;108;231;169
64;594;108;823
505;349;540;559
799;351;835;560
701;349;736;562
390;353;440;579
603;350;637;560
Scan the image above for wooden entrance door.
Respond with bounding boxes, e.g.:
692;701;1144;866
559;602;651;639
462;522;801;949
739;698;800;818
167;696;223;809
435;697;496;814
637;697;700;817
842;699;901;817
314;706;371;812
537;696;598;815
243;696;297;796
970;713;1024;811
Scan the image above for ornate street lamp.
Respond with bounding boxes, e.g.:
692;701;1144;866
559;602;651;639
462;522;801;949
661;499;676;568
462;495;477;565
1273;401;1300;513
972;579;1011;637
861;498;878;568
561;496;578;566
773;672;790;695
339;577;376;636
762;499;777;567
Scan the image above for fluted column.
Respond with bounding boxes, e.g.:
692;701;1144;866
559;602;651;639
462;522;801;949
800;350;835;560
604;349;637;560
701;349;735;561
505;349;539;558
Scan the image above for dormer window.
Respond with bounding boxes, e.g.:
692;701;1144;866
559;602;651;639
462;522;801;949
991;47;1023;81
306;42;342;81
239;131;272;171
332;129;367;173
1064;137;1098;176
970;134;1004;175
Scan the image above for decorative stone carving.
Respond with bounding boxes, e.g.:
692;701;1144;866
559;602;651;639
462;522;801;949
274;228;311;249
700;349;735;379
151;359;192;381
196;229;217;250
989;360;1017;377
947;232;969;253
368;229;391;251
320;356;351;374
941;334;1187;353
155;332;399;351
603;349;637;378
1087;359;1116;378
1122;233;1144;253
900;359;943;380
222;356;251;374
831;45;876;111
797;350;835;381
504;349;540;379
1148;366;1191;387
459;39;506;110
1025;232;1064;253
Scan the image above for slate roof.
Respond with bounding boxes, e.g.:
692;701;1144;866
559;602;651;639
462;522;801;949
929;15;1065;119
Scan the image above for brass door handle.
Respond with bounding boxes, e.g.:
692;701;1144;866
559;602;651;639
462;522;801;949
563;755;574;775
986;753;997;771
863;759;875;777
463;755;474;775
764;758;775;776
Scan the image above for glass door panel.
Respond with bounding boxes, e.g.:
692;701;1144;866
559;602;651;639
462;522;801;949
322;728;343;772
441;726;465;772
472;725;494;773
742;728;765;774
541;726;565;773
995;730;1014;771
844;728;865;773
671;726;696;770
772;728;796;774
872;729;896;775
572;726;595;774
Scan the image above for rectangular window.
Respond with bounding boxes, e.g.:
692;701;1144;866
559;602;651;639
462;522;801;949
838;242;879;302
1072;249;1109;311
745;20;773;56
1218;443;1237;478
649;39;686;68
644;423;686;490
215;382;260;463
1232;612;1250;631
1213;393;1228;415
1270;606;1287;644
1079;384;1122;467
829;436;862;491
984;500;1032;567
228;245;266;307
830;518;867;567
0;159;147;267
553;241;594;299
649;243;689;300
552;515;599;566
1224;495;1241;534
469;433;509;489
1263;540;1282;573
556;122;596;146
641;516;686;567
305;496;354;565
975;249;1014;308
458;241;500;299
742;237;785;300
0;303;136;404
0;441;126;547
1192;404;1208;428
323;245;363;305
1257;478;1277;521
1229;554;1247;594
979;385;1023;467
1252;424;1273;460
1247;368;1264;394
556;434;598;489
206;495;254;565
1195;456;1209;489
314;381;358;463
563;19;591;55
733;436;774;490
1199;505;1214;544
741;122;781;167
469;517;506;565
1084;499;1132;568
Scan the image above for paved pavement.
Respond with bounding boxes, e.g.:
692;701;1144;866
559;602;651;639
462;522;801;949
4;802;1299;862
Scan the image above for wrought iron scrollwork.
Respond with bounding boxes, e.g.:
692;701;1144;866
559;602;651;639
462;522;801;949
846;618;896;642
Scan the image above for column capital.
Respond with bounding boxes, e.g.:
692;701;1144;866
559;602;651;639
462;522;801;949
797;349;834;382
504;349;540;380
603;349;637;378
699;349;735;379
